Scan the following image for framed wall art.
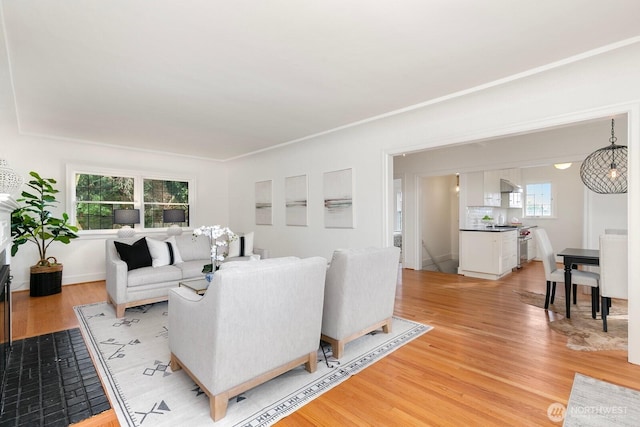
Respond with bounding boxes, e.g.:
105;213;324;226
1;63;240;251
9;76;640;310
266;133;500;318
323;168;354;228
255;180;273;225
285;174;308;226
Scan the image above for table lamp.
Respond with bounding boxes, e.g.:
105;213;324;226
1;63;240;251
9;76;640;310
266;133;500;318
163;209;186;236
114;209;140;238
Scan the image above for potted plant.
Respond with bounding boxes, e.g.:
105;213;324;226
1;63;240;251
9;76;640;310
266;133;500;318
11;171;79;296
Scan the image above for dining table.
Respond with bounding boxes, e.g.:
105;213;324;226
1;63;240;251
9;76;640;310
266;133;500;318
556;248;600;318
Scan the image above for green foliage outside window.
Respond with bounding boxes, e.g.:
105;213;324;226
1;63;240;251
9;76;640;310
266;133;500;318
74;174;190;230
144;179;189;228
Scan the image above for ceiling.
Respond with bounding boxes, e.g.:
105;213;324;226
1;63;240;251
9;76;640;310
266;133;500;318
3;1;640;161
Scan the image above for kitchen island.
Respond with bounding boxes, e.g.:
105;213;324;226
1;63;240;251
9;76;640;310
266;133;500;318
459;227;518;280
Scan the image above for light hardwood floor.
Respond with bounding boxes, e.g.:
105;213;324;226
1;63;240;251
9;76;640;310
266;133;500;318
10;261;640;426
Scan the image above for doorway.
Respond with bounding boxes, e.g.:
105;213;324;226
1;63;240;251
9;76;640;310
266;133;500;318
419;174;459;273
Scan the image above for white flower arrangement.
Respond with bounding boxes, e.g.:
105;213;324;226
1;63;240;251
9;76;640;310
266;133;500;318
192;225;238;271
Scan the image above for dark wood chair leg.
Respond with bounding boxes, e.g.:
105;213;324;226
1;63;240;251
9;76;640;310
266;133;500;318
601;296;609;332
544;281;552;309
573;283;577;304
550;282;556;304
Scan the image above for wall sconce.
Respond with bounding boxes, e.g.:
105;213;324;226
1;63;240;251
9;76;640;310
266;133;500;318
163;209;186;236
580;119;628;194
113;209;140;238
455;173;460;193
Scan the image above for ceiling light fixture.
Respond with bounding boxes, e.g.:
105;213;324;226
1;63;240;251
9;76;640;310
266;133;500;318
579;119;627;194
553;163;572;170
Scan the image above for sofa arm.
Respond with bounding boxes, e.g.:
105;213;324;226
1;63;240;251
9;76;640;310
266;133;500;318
105;239;131;305
253;247;269;259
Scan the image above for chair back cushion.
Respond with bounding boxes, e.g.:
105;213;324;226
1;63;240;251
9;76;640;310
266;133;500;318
322;247;400;340
534;228;557;277
599;234;628;299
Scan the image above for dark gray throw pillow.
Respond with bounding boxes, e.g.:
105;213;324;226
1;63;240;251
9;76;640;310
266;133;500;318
114;238;153;271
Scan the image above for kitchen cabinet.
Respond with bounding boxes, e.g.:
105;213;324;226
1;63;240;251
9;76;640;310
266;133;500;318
483;170;502;207
459;230;517;280
465;171;485;207
464;168;522;207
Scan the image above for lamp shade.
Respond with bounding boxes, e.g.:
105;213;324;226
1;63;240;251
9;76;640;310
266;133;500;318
163;209;186;223
580;119;628;194
0;159;22;195
113;209;140;225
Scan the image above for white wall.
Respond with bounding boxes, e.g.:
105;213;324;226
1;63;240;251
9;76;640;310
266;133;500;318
226;42;640;363
0;24;228;291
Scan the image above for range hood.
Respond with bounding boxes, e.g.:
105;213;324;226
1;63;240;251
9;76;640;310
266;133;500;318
500;179;522;193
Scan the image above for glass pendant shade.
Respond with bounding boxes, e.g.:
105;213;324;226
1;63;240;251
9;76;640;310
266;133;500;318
579;119;628;194
0;159;23;195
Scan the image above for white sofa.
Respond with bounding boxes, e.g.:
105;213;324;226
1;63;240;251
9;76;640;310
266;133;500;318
168;256;327;421
105;233;268;317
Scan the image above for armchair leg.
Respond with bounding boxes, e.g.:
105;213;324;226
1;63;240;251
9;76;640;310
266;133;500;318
382;318;392;334
305;351;317;373
170;353;182;372
211;392;229;421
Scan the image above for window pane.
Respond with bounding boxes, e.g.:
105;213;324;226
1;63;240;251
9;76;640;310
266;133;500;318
76;174;134;202
143;179;190;228
143;179;189;203
525;182;552;217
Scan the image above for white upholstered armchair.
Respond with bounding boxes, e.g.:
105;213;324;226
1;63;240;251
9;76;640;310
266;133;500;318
321;247;401;359
168;256;327;421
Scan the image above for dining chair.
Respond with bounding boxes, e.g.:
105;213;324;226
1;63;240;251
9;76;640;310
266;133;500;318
534;228;600;318
599;233;628;332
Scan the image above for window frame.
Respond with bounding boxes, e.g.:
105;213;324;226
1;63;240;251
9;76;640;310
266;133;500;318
523;180;556;219
66;164;196;236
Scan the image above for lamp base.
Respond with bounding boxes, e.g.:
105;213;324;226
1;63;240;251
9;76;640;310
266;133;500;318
167;224;183;236
117;226;136;238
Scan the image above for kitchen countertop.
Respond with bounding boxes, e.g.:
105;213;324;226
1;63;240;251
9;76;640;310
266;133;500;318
460;225;536;232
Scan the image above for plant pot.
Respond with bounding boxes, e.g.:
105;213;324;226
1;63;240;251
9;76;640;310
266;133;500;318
30;258;63;297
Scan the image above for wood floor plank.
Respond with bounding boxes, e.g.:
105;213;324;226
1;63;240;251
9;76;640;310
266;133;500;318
10;261;640;426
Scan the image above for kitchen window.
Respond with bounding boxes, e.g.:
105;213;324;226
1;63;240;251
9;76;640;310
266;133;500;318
524;182;554;217
68;166;193;232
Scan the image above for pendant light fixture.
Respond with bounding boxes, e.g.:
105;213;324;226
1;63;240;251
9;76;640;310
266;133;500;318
579;119;628;194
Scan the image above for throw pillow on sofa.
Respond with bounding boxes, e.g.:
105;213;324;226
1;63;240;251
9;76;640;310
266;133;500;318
114;238;153;271
146;236;184;267
228;232;254;257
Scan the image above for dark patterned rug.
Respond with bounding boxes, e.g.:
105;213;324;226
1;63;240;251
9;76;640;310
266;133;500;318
75;301;431;426
0;328;110;426
515;290;628;351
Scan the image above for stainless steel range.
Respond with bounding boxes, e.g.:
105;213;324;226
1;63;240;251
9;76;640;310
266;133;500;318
517;227;532;268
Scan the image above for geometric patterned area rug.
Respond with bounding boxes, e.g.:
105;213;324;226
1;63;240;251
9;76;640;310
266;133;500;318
74;301;432;426
514;290;628;351
564;373;640;426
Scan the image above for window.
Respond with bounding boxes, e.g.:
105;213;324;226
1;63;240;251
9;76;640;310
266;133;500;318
70;167;192;232
524;182;553;217
143;179;189;228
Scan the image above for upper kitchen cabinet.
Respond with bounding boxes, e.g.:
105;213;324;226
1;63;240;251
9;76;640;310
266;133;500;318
463;168;521;207
484;170;502;207
465;171;485;206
